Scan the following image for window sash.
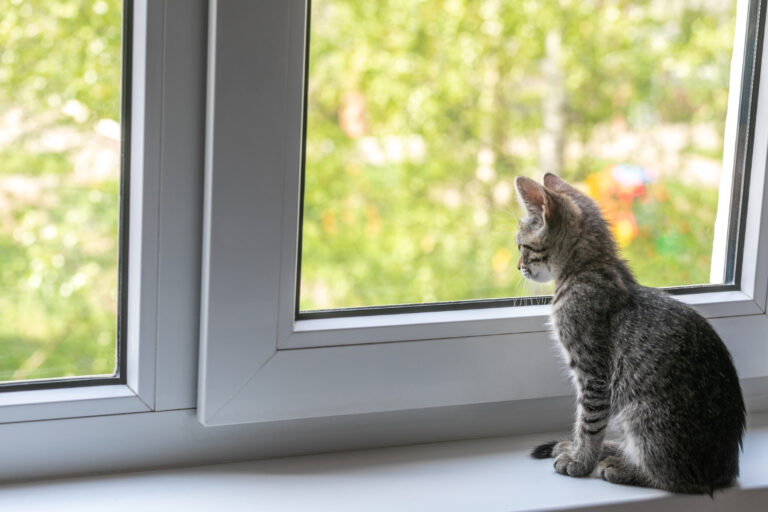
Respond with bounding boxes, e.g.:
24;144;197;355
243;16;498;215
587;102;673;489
0;0;207;424
0;0;160;423
282;0;768;348
198;0;768;427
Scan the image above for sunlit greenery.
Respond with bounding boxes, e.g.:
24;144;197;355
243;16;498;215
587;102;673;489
301;0;735;310
0;0;121;382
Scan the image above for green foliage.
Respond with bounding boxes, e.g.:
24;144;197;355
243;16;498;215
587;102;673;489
625;180;719;287
0;0;122;382
300;0;737;310
0;0;122;121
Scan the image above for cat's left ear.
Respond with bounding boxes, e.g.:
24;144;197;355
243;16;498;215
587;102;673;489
543;172;579;195
515;176;560;224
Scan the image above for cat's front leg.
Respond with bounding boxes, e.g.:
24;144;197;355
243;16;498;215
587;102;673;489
554;378;611;477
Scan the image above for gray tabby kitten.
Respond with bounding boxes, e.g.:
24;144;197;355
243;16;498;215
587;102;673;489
516;173;745;494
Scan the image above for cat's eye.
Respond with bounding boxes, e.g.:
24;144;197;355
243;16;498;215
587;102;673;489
296;0;757;317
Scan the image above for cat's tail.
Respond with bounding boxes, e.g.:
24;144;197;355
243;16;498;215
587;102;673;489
531;441;558;459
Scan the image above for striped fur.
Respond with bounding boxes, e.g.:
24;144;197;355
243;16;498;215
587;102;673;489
517;174;745;494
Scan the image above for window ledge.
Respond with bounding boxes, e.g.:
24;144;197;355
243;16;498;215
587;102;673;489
2;413;766;512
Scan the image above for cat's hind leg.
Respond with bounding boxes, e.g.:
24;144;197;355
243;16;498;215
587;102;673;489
598;455;655;488
599;441;620;460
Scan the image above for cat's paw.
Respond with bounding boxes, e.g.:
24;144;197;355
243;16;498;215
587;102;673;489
554;452;592;477
597;456;624;483
597;455;649;486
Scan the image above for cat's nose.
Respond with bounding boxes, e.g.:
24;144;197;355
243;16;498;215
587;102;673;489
517;257;522;270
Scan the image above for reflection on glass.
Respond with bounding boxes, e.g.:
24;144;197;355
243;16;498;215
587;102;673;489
0;1;123;382
301;0;737;311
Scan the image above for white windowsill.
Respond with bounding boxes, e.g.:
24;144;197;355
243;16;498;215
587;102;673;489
2;413;766;512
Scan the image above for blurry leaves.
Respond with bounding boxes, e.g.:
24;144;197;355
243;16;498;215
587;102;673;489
0;0;122;382
300;0;735;310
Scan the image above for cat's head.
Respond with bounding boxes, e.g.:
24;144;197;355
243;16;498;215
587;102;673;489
514;173;615;283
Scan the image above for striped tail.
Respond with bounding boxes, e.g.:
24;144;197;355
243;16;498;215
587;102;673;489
531;440;558;459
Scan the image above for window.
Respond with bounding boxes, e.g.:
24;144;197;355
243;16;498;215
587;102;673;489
0;0;766;483
199;0;768;426
0;0;128;387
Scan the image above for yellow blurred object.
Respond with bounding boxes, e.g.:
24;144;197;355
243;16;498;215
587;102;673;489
321;209;337;234
584;167;649;246
420;235;436;253
492;248;512;273
364;204;382;235
613;215;638;247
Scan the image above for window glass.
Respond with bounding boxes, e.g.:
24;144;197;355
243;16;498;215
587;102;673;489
0;0;123;382
300;0;738;311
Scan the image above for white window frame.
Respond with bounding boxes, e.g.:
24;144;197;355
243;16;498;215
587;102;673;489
1;1;217;481
0;0;155;423
0;0;204;425
198;0;768;426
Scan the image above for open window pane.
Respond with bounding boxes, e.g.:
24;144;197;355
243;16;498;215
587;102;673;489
0;0;125;383
300;0;743;311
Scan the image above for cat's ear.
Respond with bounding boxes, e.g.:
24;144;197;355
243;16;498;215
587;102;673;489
515;176;560;224
543;172;579;195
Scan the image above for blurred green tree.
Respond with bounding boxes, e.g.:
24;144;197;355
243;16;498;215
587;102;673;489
0;0;122;381
301;0;735;310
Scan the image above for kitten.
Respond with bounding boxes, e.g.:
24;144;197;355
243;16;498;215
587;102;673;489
516;173;745;494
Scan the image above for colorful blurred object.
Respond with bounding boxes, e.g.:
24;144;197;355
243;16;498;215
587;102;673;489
585;164;659;247
611;164;658;201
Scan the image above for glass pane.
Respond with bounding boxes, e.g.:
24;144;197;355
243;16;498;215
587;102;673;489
300;0;739;311
0;1;123;382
